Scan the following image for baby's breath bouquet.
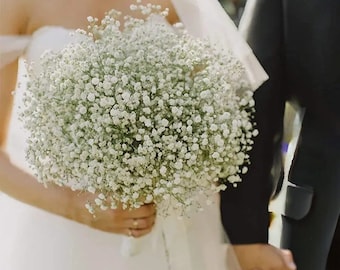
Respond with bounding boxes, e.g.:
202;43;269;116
21;2;256;257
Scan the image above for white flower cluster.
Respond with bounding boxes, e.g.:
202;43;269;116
21;3;256;214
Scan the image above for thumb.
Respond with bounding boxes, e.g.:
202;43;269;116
281;249;297;270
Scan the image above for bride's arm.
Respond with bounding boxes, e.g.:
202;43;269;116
0;0;27;146
0;0;155;237
0;150;156;237
0;61;76;221
0;0;71;217
0;63;156;237
0;62;154;238
0;62;155;237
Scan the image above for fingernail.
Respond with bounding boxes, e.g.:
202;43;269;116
289;262;297;270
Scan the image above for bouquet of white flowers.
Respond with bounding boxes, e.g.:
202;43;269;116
22;2;255;233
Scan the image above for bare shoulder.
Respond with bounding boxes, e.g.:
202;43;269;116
2;0;70;35
0;0;32;35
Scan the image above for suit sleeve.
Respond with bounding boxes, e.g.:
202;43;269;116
220;0;286;244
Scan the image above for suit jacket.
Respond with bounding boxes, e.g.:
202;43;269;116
220;0;340;244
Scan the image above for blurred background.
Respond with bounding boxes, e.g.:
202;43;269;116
219;0;247;25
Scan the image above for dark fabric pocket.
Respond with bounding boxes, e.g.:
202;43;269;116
283;184;314;220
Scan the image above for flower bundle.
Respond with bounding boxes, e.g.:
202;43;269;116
22;3;256;215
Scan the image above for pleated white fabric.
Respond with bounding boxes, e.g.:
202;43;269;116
172;0;268;91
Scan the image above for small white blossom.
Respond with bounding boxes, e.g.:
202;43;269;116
87;93;95;102
91;78;100;85
160;166;167;176
121;91;131;102
78;106;87;114
88;186;96;194
160;119;169;127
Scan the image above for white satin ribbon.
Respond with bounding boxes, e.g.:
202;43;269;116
158;215;193;270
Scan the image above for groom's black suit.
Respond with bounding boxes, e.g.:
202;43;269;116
220;0;340;269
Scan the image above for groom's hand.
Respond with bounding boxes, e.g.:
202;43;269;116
232;244;296;270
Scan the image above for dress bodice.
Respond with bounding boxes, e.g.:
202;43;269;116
0;27;82;169
0;26;81;71
25;27;75;65
0;0;268;90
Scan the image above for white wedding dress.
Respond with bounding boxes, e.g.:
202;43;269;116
0;1;267;269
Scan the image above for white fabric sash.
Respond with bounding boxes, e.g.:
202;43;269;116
0;36;30;69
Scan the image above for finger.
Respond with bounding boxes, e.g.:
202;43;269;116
126;228;134;237
86;204;156;233
127;216;156;230
123;204;157;219
96;213;156;232
281;249;297;270
128;227;153;238
132;218;139;228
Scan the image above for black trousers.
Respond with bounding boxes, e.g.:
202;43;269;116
281;115;340;270
327;218;340;270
